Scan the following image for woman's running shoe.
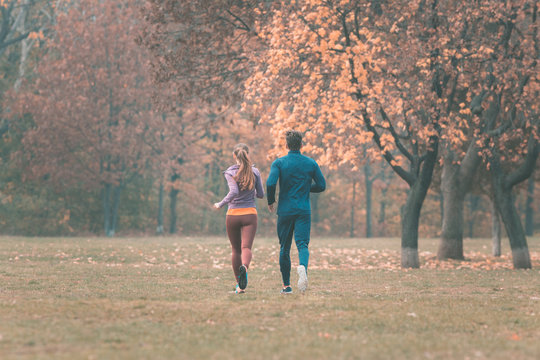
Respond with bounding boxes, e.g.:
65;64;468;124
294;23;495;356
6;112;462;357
238;264;248;290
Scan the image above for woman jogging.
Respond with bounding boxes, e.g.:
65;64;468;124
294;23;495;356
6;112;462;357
214;143;264;294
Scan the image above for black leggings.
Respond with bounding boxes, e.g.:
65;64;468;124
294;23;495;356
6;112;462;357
226;214;257;280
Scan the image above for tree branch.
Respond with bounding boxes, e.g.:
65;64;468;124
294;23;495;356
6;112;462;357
487;122;511;137
505;136;539;188
361;111;416;186
225;9;251;32
445;72;459;115
458;139;481;192
0;31;31;51
0;4;13;45
379;106;414;163
419;135;439;188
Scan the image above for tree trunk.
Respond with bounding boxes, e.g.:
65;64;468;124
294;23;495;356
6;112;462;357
467;195;480;238
378;195;386;233
102;183;111;235
349;178;356;237
169;188;178;234
157;180;164;234
525;175;534;236
14;1;30;92
400;182;427;268
378;177;388;236
439;192;444;228
169;173;179;234
102;182;122;237
488;136;537;269
492;186;531;268
109;185;122;237
400;134;438;268
362;106;438;268
364;164;373;238
490;199;501;257
439;161;465;259
438;143;480;259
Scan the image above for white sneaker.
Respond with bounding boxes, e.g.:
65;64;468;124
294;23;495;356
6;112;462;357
297;265;308;292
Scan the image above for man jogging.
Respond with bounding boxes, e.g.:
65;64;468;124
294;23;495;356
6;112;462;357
266;130;326;294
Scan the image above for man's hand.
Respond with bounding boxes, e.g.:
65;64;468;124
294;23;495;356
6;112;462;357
268;203;275;213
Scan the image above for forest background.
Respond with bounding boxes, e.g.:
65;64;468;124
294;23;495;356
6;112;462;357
0;1;538;263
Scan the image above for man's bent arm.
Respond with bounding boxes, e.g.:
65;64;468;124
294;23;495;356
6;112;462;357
266;161;279;204
310;163;326;193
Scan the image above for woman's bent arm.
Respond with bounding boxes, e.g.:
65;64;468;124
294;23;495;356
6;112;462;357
216;173;239;208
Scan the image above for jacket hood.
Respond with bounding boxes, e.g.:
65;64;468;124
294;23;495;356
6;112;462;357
224;164;240;176
224;164;258;177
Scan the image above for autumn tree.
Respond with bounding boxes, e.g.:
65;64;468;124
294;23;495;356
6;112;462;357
435;1;539;268
524;174;536;236
484;3;538;269
430;1;538;266
338;147;390;238
1;0;56;136
243;0;538;268
245;1;463;268
8;0;154;236
141;106;224;235
0;0;47;58
138;1;279;234
138;0;272;110
1;1;76;234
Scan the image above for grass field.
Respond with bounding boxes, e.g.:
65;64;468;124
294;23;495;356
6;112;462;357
1;235;539;359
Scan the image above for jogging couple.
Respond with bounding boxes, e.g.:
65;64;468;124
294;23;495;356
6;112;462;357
213;130;326;294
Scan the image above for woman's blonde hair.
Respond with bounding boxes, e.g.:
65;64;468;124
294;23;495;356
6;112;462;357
233;143;255;191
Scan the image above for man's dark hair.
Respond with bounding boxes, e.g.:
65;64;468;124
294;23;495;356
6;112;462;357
285;130;302;151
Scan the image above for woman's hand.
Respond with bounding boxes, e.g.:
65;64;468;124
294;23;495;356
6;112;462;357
213;203;221;210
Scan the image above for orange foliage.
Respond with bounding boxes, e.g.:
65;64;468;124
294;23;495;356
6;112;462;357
245;0;538;176
244;1;446;177
7;0;154;189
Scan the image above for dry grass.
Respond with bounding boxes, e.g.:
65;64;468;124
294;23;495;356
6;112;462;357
0;235;539;359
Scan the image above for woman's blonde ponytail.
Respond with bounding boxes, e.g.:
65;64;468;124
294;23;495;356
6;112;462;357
233;144;255;191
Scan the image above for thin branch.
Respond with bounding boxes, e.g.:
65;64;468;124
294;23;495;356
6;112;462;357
0;4;13;44
418;135;439;188
0;31;31;50
379;107;414;163
506;136;539;188
487;122;511;137
298;15;323;42
353;5;361;38
225;9;251;32
361;111;416;186
458;139;481;192
445;72;459;115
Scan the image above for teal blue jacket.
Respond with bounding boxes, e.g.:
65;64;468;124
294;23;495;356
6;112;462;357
266;150;326;216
